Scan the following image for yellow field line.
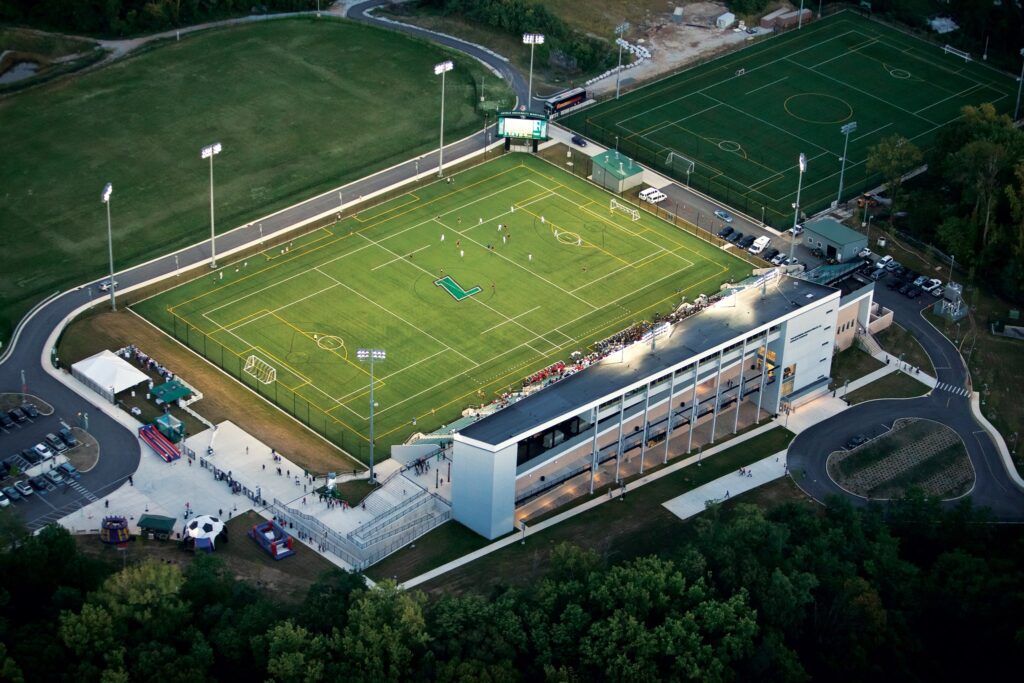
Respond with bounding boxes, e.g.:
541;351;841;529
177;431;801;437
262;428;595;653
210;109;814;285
353;192;421;223
265;310;368;378
221;308;272;331
264;226;336;261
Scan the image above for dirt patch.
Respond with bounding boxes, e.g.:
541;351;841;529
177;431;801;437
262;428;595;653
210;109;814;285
0;393;53;414
74;511;338;604
57;309;361;476
65;427;100;472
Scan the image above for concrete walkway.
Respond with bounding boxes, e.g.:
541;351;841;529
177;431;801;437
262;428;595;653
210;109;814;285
662;451;788;520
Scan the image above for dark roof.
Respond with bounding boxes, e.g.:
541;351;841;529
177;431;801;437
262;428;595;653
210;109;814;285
592;150;643;179
459;275;837;447
138;514;177;532
804;218;866;247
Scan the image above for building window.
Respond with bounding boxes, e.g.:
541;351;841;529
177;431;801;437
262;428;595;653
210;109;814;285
824;325;831;332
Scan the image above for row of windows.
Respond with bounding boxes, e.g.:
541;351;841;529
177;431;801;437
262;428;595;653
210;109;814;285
837;319;856;333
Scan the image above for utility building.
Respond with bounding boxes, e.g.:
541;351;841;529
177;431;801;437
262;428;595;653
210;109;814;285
591;150;644;193
802;218;867;262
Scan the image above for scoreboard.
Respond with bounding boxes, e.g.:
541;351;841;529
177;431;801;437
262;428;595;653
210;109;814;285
497;112;548;140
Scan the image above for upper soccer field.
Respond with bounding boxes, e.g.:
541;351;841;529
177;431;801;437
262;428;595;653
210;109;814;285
562;12;1017;227
134;154;750;461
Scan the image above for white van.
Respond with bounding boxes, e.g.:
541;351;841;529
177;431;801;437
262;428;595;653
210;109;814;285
748;235;771;255
638;187;667;204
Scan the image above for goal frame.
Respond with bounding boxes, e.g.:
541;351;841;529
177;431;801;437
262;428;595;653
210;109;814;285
243;354;278;384
610;198;641;221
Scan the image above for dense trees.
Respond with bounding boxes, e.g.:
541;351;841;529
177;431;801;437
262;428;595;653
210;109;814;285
0;0;319;37
2;497;1023;681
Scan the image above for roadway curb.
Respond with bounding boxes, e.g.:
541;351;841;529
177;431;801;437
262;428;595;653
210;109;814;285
0;291;61;367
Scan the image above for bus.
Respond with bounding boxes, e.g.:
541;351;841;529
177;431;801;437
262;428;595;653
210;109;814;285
544;88;587;116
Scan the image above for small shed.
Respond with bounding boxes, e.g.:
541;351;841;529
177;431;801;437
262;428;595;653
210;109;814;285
591;150;644;193
803;218;867;262
672;7;684;23
72;349;149;404
716;12;736;29
775;9;812;29
760;8;788;28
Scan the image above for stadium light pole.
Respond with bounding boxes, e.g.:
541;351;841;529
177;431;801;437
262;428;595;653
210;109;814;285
837;121;857;205
101;183;116;311
1014;48;1024;120
522;33;544;111
434;60;453;177
201;142;222;268
789;153;807;262
798;0;805;28
614;22;630;100
357;348;385;482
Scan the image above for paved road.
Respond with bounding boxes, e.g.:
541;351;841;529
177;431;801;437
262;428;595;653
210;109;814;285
787;284;1024;520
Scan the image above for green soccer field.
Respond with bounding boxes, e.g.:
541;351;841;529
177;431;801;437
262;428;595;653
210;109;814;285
134;154;750;462
563;11;1017;227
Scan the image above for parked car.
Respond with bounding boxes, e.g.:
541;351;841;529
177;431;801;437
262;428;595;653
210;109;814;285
921;278;942;293
885;259;901;272
0;491;8;508
29;476;48;492
739;235;757;249
845;434;868;449
789;224;804;236
570;134;587;147
727;231;743;244
98;279;118;292
21;404;39;419
0;413;13;430
13;480;33;497
3;486;21;502
717;226;734;238
906;286;923;299
876;255;893;268
762;247;779;262
21;448;40;465
870;268;886;281
44;470;65;486
770;252;787;265
897;283;912;295
892;265;908;278
59;427;77;448
713;209;734;223
912;275;929;287
7;408;26;424
931;286;945;298
784;257;800;266
44;433;66;454
857;247;872;259
33;443;53;461
59;462;80;479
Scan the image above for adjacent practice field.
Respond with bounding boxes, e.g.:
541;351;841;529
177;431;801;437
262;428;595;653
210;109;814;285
0;17;511;344
134;154;750;462
563;12;1017;227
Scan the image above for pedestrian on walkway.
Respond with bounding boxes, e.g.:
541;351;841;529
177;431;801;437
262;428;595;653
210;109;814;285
104;500;109;508
128;476;133;486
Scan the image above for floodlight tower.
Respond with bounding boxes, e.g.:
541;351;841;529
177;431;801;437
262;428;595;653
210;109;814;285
837;121;857;204
200;142;222;268
357;348;386;482
434;61;454;177
614;22;630;100
1015;48;1024;120
101;183;116;311
522;33;544;112
789;153;807;262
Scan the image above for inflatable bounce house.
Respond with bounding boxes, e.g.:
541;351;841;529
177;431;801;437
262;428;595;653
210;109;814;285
248;519;296;560
182;514;227;552
100;516;131;544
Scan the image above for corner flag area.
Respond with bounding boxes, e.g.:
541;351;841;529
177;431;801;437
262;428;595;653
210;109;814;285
134;154;749;461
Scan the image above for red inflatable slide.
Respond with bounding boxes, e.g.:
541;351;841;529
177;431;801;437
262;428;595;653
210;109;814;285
138;424;181;462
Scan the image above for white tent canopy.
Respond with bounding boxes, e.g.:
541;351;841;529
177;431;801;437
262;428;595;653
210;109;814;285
71;349;150;403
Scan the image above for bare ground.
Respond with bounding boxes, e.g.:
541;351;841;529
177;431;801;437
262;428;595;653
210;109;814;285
58;308;362;476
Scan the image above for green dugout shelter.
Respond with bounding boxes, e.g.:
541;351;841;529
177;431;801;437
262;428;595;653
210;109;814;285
152;380;191;405
591;150;644;193
138;514;177;540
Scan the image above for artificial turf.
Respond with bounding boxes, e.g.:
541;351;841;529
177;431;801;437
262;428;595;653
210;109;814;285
0;17;512;343
563;11;1017;227
133;153;751;462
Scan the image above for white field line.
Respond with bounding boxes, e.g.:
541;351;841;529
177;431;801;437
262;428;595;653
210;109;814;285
700;92;832;155
479;306;542;335
852;122;892;142
313;266;479;367
569;250;664;293
614;29;861;127
807;35;879;69
371;244;431;270
913;83;982;115
331;348;453;409
567;194;695;269
744;76;787;96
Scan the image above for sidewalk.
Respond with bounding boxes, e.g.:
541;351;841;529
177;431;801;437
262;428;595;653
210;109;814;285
662;451;788;520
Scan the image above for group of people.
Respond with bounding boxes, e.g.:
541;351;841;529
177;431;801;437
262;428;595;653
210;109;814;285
119;344;176;384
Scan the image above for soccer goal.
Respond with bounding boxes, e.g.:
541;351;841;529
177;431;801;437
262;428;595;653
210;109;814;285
665;151;695;175
610;198;640;221
943;45;971;62
243;355;277;384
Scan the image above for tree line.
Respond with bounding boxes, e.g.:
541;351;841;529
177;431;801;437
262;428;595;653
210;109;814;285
866;104;1024;303
1;493;1022;682
0;1;319;37
413;0;615;75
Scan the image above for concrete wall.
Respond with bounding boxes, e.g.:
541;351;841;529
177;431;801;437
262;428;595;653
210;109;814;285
451;439;517;539
777;295;839;399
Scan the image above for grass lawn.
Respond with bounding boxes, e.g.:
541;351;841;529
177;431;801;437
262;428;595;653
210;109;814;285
876;322;934;374
829;344;884;389
133;154;750;461
0;17;513;345
563;12;1017;227
844;370;929;404
382;427;793;591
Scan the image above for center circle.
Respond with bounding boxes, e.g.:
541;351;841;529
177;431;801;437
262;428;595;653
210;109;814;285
784;93;853;124
718;140;741;152
556;231;581;245
317;334;345;351
889;68;911;79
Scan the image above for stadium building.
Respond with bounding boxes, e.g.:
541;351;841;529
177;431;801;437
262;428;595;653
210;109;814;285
450;271;882;539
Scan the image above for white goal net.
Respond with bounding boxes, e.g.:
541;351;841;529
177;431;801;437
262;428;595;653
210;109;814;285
243;355;277;384
610;198;640;221
665;151;695;175
943;45;971;62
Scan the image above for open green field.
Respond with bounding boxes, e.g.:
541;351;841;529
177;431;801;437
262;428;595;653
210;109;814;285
563;11;1017;227
0;17;512;344
134;154;750;462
